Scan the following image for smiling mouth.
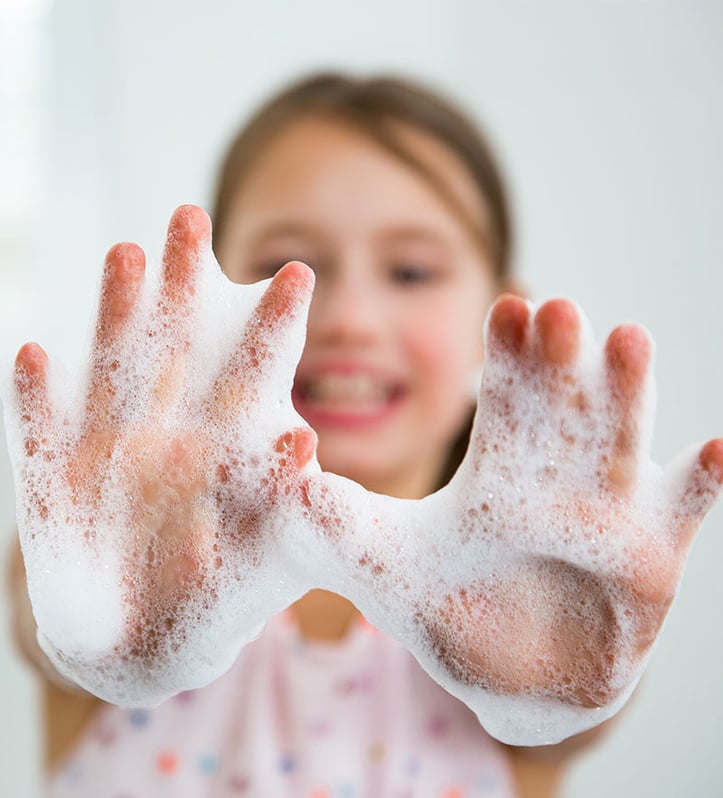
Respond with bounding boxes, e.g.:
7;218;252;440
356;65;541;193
293;374;403;421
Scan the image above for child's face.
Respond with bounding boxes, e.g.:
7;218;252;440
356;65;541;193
217;116;500;498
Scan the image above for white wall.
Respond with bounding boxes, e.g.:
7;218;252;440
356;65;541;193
1;1;722;795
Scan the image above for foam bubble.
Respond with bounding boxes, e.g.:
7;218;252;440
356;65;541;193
288;299;698;745
4;227;322;706
3;217;707;744
31;536;123;658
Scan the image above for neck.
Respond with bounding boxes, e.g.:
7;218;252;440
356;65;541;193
292;590;359;641
335;460;443;502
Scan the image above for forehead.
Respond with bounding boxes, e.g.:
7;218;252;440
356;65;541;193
227;116;488;244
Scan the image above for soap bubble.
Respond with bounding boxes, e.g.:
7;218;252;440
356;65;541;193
4;207;322;705
294;296;723;744
5;209;722;746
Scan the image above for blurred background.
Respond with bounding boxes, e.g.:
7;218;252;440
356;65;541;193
1;1;722;795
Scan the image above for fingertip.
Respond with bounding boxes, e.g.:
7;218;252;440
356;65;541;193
105;242;146;280
488;294;530;353
605;324;653;396
166;205;212;255
676;438;723;531
97;243;146;344
699;439;723;485
161;207;212;302
15;342;48;378
274;261;315;294
263;261;315;320
14;344;49;409
172;204;212;234
535;299;581;366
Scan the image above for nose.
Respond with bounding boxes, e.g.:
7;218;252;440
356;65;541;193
306;262;384;347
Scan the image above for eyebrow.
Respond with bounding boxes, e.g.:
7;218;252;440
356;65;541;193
376;225;452;249
248;221;324;247
247;220;455;257
253;221;447;247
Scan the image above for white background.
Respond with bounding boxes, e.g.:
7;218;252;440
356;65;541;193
1;1;722;796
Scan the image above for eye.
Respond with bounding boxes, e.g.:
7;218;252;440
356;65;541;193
253;261;289;280
251;259;314;282
389;263;437;285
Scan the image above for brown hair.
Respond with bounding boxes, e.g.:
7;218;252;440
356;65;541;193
212;72;512;279
211;72;514;487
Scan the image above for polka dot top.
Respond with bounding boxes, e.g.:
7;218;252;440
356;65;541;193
47;612;518;798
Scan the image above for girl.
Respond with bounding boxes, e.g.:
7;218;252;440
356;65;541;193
8;73;722;798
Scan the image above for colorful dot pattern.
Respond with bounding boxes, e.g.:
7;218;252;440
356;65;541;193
47;613;517;797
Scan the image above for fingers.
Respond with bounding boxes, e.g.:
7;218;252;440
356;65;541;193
534;299;581;367
96;243;146;345
486;294;530;357
84;206;212;431
699;438;723;483
14;343;52;459
212;261;314;418
159;205;212;309
487;296;582;369
152;206;213;407
84;243;146;434
484;296;585;420
481;297;582;442
673;438;723;543
484;298;655;497
604;325;653;491
605;325;652;406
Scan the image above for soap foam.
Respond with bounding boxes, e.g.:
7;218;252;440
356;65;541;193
5;235;321;706
3;224;701;745
286;301;691;745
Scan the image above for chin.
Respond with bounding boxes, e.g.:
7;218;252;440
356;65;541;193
317;451;379;488
316;441;440;500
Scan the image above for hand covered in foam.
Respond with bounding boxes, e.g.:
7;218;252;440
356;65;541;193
7;206;722;746
6;207;319;705
330;296;723;744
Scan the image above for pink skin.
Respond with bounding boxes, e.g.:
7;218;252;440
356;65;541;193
421;295;723;710
217;116;494;501
14;206;317;663
12;206;723;729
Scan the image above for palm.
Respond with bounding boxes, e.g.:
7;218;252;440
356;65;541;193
401;296;723;743
10;208;722;744
11;207;318;705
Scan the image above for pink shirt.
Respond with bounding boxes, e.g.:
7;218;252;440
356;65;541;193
48;612;517;798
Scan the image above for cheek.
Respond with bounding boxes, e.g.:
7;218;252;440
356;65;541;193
407;312;485;405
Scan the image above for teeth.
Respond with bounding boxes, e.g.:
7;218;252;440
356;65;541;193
304;374;390;404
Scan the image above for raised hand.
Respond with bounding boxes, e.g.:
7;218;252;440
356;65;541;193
8;209;721;746
8;206;319;706
374;296;723;745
